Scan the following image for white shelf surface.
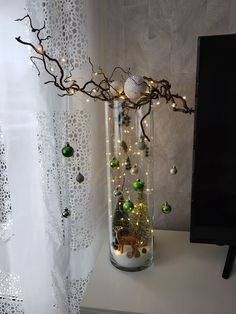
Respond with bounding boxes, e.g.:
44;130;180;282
80;230;236;314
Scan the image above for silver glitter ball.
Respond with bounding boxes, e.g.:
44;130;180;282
62;208;71;218
113;188;122;197
170;165;178;175
76;172;84;183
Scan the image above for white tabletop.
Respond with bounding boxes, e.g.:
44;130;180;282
80;230;236;314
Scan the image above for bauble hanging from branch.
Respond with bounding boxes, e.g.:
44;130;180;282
61;143;74;157
170;165;178;175
76;172;84;183
62;208;71;218
161;201;172;214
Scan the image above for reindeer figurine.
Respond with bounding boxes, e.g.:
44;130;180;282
113;226;139;257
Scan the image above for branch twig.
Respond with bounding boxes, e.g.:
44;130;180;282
15;14;194;141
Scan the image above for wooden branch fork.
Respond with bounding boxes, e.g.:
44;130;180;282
15;14;194;141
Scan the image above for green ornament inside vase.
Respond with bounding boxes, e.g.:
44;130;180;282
123;199;134;212
109;157;120;169
132;179;144;191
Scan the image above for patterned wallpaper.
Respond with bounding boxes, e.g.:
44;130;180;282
101;0;236;230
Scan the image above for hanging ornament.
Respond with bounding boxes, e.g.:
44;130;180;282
113;187;122;197
118;111;131;127
120;140;128;153
124;75;147;101
122;113;131;127
109;157;119;169
125;157;132;170
123;200;134;212
161;201;172;214
145;146;149;157
110;80;124;96
138;136;146;151
130;164;138;175
76;172;84;183
61;143;74;157
62;208;71;218
132;179;144;191
170;165;178;175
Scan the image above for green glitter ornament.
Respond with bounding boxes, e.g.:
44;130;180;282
132;179;144;191
161;201;172;214
61;143;74;157
123;200;134;212
109;157;119;169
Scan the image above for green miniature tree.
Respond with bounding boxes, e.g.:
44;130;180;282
129;191;152;246
112;195;130;236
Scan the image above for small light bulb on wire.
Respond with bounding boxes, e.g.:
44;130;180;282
36;46;43;54
67;88;75;95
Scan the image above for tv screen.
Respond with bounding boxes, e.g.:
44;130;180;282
191;34;236;246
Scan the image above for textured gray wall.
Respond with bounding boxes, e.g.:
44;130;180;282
100;0;236;230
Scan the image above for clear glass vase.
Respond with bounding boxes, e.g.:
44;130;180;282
105;100;154;271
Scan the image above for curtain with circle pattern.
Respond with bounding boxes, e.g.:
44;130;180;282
0;0;106;313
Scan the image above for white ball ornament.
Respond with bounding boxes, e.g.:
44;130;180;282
170;165;178;175
110;81;124;96
124;75;147;101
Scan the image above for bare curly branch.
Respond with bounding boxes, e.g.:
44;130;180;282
15;14;194;141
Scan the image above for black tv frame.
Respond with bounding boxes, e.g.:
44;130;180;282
190;34;236;279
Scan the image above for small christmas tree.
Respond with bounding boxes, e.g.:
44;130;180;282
112;195;130;236
129;191;152;246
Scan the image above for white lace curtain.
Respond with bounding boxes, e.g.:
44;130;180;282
0;1;106;313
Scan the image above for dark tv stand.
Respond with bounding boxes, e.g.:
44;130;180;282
222;246;236;279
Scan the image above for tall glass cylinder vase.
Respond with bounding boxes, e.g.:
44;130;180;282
105;100;154;271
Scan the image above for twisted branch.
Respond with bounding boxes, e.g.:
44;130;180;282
15;14;194;141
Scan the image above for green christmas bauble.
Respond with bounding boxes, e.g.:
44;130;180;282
161;201;172;214
109;157;119;169
123;200;134;212
61;143;74;157
132;179;144;191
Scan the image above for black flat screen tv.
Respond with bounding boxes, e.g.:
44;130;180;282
190;34;236;278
